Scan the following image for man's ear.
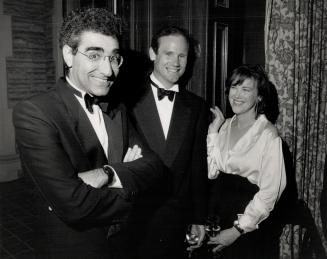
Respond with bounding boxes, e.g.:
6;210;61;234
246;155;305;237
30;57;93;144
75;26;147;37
62;45;73;68
149;47;156;61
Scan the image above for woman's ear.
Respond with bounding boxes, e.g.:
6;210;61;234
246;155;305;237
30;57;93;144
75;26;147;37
62;45;73;68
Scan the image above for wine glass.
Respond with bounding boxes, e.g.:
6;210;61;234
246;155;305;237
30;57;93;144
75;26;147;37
205;215;222;258
205;215;221;237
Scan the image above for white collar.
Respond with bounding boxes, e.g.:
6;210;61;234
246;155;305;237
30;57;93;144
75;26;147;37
66;77;87;98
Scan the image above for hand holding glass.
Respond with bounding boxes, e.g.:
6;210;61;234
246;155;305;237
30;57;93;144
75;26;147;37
185;225;200;245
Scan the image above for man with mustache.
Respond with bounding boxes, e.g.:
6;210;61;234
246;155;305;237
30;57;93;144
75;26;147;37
12;8;164;259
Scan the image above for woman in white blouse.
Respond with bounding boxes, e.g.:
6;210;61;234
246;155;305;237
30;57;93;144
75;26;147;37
206;65;286;259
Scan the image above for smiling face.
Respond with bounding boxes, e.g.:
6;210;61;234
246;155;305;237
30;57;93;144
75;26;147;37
228;78;259;119
149;34;188;89
63;31;120;96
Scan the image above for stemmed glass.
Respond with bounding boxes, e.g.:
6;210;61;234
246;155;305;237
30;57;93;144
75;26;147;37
205;215;222;258
205;215;221;237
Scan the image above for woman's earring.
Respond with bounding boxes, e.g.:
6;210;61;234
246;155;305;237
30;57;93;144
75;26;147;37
255;97;262;117
255;96;262;118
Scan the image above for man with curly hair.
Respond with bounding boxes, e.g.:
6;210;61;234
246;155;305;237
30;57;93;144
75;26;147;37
12;8;165;258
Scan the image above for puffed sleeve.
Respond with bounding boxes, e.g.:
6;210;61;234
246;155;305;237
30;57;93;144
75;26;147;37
207;133;221;179
238;135;286;232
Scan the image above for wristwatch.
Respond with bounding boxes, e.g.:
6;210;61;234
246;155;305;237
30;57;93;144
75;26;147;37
233;220;245;234
103;165;114;185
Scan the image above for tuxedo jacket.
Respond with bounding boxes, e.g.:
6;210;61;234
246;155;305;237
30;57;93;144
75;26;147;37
12;78;164;258
129;78;209;232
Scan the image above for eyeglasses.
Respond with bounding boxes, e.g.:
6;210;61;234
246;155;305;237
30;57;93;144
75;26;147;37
77;50;123;68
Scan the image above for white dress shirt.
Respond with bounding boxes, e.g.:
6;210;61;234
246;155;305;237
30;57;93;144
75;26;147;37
207;114;286;233
66;77;122;187
150;73;179;139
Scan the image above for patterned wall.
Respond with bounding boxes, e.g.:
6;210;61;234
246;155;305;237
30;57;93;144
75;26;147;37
4;0;55;108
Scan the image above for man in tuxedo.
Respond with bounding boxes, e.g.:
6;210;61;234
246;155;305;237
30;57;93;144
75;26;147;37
129;26;210;259
12;8;164;259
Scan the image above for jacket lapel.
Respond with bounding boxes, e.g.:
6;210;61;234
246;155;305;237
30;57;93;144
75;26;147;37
57;79;108;168
102;108;123;163
133;86;166;159
164;90;191;167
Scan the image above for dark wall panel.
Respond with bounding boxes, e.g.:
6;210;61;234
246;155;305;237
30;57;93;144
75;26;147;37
4;0;55;108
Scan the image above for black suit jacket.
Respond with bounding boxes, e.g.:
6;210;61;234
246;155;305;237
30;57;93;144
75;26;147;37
129;79;209;257
13;78;164;258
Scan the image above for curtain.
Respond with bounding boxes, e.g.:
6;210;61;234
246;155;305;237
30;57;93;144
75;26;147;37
265;0;327;258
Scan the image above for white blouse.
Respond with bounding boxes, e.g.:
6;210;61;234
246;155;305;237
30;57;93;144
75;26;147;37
207;114;286;233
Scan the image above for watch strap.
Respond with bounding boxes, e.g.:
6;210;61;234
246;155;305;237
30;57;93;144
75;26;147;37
103;165;114;185
233;220;245;234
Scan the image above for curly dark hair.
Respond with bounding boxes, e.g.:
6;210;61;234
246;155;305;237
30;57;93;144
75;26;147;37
59;7;124;51
225;64;280;124
150;26;190;54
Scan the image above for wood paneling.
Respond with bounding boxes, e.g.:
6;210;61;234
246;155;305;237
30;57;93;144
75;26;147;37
127;0;208;99
64;0;265;104
209;22;228;112
207;0;244;114
130;0;151;54
243;0;265;66
187;0;208;98
206;0;265;113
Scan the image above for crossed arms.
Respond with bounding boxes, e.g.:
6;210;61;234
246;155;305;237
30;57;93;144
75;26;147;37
13;99;165;226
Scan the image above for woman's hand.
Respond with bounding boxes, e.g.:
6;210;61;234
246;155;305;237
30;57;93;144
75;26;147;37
123;145;143;162
208;106;225;134
207;227;241;253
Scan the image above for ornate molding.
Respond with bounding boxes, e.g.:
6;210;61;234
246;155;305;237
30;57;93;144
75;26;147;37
211;21;228;113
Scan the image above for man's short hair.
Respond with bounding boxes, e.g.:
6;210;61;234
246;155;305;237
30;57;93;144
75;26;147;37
59;7;124;51
151;26;190;54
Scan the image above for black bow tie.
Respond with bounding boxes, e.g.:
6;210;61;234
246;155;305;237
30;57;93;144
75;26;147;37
149;78;175;101
84;94;100;113
65;81;106;113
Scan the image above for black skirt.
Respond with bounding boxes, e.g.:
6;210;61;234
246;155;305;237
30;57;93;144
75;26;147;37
194;172;283;259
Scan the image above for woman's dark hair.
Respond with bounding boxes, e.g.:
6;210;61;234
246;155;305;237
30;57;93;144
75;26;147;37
150;26;190;54
225;64;280;124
